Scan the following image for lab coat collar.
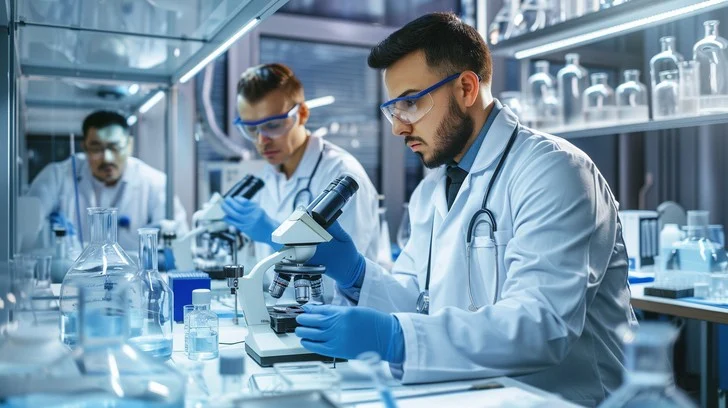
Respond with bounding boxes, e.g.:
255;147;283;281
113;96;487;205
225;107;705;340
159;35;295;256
468;102;519;175
78;155;137;208
262;133;323;183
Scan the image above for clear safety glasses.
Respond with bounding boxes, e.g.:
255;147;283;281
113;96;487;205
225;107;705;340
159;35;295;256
234;104;300;142
380;73;481;125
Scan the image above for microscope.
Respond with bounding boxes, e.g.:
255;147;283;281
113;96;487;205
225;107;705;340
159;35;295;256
172;175;264;272
239;175;359;367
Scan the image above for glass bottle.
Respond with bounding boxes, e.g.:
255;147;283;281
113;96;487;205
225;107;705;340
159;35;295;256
693;20;728;113
678;61;700;116
4;284;185;407
667;210;727;290
186;289;218;361
128;228;173;360
509;0;557;38
528;60;557;126
557;53;589;126
396;203;411;250
653;70;680;119
583;73;616;124
650;36;684;117
616;69;648;122
600;322;697;408
488;0;513;45
59;208;137;348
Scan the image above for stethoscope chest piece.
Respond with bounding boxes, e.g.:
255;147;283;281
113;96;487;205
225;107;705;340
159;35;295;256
416;290;430;315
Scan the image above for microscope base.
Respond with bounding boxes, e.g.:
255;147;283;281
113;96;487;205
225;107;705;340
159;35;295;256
244;325;339;367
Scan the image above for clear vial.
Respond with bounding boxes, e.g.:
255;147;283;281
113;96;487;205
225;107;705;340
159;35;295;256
186;289;219;361
219;349;246;396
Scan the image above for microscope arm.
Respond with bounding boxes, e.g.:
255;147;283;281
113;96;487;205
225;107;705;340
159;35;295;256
240;245;317;327
171;222;227;270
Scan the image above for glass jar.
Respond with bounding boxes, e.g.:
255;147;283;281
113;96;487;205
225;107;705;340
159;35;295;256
616;69;648;122
693;20;728;113
583;73;616;125
653;70;680;119
528;60;557;126
557;53;589;126
650;36;684;118
128;228;174;360
59;208;137;347
678;61;701;116
600;323;697;408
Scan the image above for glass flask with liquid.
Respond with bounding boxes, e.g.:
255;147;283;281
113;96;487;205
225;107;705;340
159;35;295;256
693;20;728;113
583;73;617;124
616;69;648;122
599;322;697;408
650;36;684;118
557;53;589;126
678;61;701;116
59;208;137;347
185;289;219;361
128;228;173;360
3;284;185;407
653;70;680;119
528;60;557;126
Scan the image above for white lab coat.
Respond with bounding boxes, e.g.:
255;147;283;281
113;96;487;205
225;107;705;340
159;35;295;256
27;154;189;251
341;106;637;406
251;135;387;304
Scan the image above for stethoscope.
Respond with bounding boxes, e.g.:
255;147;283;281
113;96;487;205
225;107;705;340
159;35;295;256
416;124;520;315
291;144;326;211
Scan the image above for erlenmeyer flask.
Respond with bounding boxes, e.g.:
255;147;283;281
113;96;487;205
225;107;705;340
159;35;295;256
599;322;697;408
557;53;589;126
59;208;137;347
616;70;648;122
650;36;684;118
693;20;728;113
3;284;185;406
396;203;411;250
128;228;174;360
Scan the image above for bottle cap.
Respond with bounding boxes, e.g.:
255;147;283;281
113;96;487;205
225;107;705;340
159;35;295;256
192;289;211;305
219;349;246;375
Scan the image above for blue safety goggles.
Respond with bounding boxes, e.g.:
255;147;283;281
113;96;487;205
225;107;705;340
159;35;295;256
234;104;300;142
380;73;481;124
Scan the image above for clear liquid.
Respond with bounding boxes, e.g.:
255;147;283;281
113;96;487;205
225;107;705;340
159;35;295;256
187;328;218;361
60;273;132;347
129;335;173;360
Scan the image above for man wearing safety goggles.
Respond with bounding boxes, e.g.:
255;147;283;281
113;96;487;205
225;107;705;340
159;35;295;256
293;13;636;406
222;63;390;303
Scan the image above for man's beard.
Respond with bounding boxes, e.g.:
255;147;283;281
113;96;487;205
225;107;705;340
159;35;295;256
418;96;474;169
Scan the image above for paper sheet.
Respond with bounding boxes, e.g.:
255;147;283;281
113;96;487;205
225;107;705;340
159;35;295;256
352;387;548;408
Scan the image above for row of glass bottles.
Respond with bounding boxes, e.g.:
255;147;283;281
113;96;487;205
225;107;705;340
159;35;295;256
489;0;631;45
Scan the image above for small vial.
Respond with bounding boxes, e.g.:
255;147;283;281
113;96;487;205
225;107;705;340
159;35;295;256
186;289;219;360
219;349;246;396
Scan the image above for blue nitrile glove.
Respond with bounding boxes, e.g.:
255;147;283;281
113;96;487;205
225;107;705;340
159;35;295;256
295;304;405;363
222;197;281;249
307;221;365;289
49;211;76;236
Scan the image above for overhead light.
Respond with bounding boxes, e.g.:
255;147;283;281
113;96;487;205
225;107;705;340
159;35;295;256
126;115;138;126
306;96;335;109
139;91;165;114
127;84;140;95
179;18;261;84
514;0;728;59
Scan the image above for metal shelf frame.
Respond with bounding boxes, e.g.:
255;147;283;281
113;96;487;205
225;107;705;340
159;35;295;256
490;0;728;59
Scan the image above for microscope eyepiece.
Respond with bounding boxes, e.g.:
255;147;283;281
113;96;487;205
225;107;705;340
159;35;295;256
306;175;359;228
224;174;265;199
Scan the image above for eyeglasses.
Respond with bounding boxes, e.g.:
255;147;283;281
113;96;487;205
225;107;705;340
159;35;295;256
380;72;480;125
234;104;300;142
85;139;130;156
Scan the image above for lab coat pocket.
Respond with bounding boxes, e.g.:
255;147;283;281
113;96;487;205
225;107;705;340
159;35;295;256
469;236;498;307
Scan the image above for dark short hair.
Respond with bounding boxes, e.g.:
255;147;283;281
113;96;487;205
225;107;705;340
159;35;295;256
82;110;129;139
237;63;304;104
368;12;492;84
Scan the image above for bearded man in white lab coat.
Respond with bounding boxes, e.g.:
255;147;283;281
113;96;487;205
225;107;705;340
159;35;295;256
221;63;388;303
293;12;637;406
27;110;188;251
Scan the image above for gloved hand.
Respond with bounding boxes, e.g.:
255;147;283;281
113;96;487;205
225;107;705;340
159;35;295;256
222;197;281;249
49;212;76;236
307;221;365;289
295;304;405;363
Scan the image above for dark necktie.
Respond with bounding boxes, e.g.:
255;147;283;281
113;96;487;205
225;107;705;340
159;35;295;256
446;165;468;210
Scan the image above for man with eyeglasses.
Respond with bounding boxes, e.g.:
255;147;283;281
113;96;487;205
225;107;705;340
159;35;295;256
27;110;189;251
293;13;636;405
221;63;389;303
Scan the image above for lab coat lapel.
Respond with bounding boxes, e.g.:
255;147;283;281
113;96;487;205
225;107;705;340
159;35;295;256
469;106;520;176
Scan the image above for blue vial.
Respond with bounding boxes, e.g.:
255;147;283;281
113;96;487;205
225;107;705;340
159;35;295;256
186;289;219;360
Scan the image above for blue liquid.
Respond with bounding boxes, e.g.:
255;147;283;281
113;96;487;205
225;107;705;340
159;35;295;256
187;329;218;361
129;336;173;360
